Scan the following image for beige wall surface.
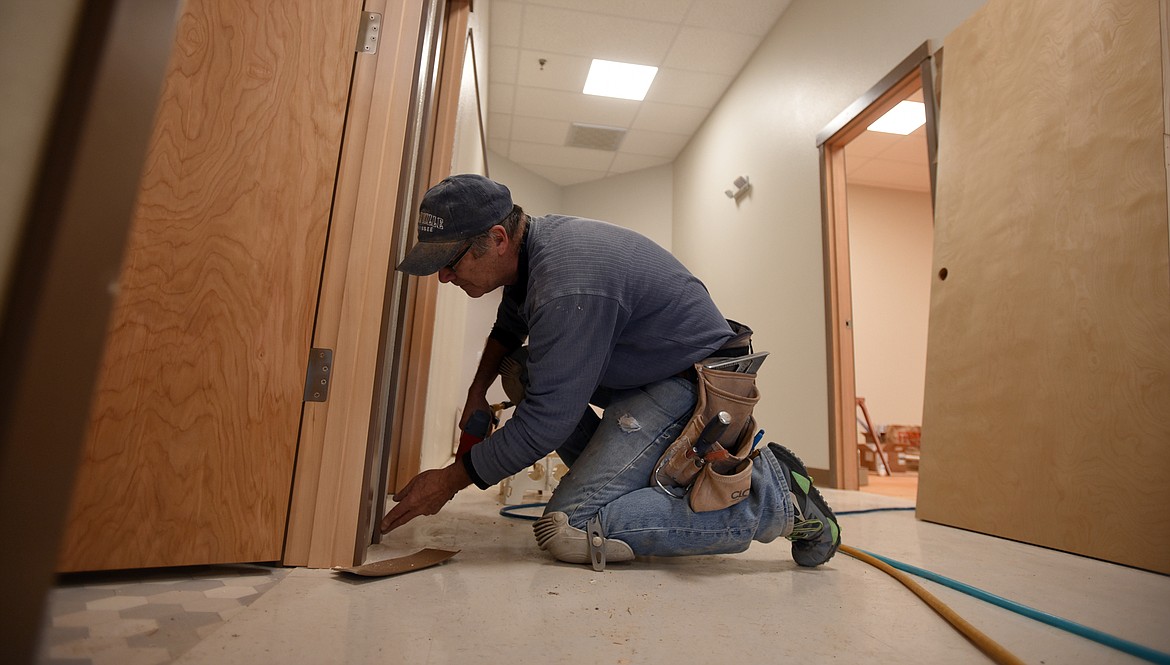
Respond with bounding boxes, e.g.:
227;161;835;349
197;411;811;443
672;0;985;468
847;185;933;428
563;164;675;250
422;5;493;473
487;149;564;216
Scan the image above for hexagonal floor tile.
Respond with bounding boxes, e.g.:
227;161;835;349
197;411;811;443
85;596;148;612
203;585;256;599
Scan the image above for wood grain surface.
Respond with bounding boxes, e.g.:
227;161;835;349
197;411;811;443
918;0;1170;574
58;0;360;571
282;0;429;569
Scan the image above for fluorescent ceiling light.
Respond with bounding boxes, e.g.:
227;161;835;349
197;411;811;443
867;100;926;135
583;59;658;101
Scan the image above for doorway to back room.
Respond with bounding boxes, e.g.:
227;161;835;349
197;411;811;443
843;87;932;502
817;42;939;498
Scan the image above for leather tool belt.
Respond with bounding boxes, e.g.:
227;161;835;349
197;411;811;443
651;321;767;512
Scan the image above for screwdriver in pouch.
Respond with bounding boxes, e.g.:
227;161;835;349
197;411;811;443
690;411;731;465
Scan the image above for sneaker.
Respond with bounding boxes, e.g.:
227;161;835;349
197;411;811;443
768;443;841;567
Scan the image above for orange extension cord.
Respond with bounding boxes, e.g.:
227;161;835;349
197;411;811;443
839;544;1026;665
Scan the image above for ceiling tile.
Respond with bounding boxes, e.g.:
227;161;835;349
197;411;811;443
509;140;616;170
644;68;732;108
488;83;516;114
514;87;640;127
509;116;571;145
631;102;709;135
490;47;520;86
620;129;690;158
844;131;902;160
662;26;761;75
487;112;513;140
844;153;872;177
515;49;591;93
488;137;510;157
490;1;523;47
684;0;792;36
879;130;929;163
520;5;677;64
527;0;692;23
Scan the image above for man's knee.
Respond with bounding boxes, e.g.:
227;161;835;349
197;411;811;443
533;512;633;568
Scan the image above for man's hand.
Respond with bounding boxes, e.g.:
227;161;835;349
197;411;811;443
379;462;472;534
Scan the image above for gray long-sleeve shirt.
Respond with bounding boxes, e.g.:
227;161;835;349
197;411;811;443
465;214;734;488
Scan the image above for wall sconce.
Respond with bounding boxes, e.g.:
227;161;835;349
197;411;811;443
725;175;751;200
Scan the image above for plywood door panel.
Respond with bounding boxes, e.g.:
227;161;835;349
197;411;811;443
57;0;361;571
918;0;1170;574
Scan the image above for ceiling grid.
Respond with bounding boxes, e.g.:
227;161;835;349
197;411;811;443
488;0;925;189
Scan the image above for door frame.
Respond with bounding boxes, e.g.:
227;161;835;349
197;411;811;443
282;0;470;568
815;42;939;489
373;0;470;548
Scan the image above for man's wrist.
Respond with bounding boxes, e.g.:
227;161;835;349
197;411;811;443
448;457;474;492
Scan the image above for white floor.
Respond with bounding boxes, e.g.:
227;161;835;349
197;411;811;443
157;488;1170;665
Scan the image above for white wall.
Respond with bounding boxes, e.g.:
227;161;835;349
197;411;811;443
563;165;674;250
672;0;985;469
847;185;933;429
419;5;496;472
487;150;563;216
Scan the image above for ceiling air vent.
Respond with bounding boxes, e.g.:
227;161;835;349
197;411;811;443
565;123;627;151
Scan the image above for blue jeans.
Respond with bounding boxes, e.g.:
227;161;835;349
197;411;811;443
542;376;794;557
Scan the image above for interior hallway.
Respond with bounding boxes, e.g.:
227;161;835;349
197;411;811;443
40;487;1170;665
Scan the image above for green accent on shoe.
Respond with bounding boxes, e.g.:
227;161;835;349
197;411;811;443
767;442;841;567
791;471;812;495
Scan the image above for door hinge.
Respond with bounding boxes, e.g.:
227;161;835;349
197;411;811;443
356;12;381;54
304;348;333;402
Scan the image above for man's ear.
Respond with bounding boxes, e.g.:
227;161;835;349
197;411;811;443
491;225;508;253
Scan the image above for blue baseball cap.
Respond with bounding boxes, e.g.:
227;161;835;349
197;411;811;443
396;174;513;275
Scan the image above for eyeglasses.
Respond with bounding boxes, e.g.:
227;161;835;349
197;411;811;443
444;240;473;272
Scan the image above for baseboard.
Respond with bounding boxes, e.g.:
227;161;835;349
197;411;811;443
809;467;832;488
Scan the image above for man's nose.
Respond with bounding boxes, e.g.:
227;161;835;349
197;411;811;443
437;267;455;283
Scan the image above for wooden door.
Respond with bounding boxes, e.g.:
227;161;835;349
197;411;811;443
57;0;363;572
917;0;1170;574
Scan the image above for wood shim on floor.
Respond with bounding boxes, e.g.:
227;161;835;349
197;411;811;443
333;548;460;578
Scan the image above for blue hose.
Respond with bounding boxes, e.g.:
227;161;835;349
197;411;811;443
498;502;546;520
838;506;915;515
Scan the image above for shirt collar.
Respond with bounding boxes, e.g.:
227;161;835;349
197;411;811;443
513;218;530;302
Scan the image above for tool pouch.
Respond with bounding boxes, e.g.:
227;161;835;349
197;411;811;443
688;417;758;512
651;362;760;509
